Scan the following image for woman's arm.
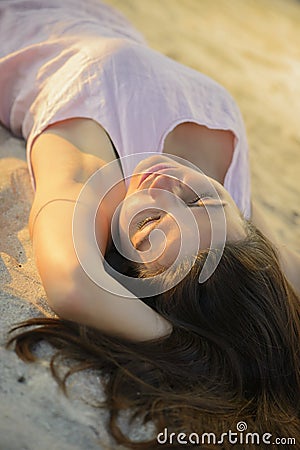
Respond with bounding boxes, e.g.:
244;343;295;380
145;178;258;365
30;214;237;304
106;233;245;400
251;201;300;296
29;122;172;341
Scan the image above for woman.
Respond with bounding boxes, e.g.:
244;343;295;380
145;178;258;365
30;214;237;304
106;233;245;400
1;0;300;448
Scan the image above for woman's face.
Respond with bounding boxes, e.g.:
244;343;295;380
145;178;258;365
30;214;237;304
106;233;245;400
116;155;246;270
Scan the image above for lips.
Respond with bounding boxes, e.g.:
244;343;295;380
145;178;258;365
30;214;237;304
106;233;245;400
137;164;175;188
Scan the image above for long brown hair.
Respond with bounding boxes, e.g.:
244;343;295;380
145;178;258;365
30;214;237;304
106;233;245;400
7;223;300;449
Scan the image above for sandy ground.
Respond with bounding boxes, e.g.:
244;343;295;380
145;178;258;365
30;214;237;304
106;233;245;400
0;0;299;449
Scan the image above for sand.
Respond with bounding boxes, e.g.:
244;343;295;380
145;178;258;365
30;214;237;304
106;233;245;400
1;0;299;449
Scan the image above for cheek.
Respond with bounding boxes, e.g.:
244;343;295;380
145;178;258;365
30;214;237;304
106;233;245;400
126;173;140;195
118;195;141;238
116;202;135;258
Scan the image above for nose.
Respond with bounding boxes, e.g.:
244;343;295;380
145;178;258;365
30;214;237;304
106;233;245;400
148;174;179;201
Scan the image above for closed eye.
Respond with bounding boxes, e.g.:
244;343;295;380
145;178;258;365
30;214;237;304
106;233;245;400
184;190;212;205
185;189;227;207
133;197;226;250
137;215;161;230
187;193;212;206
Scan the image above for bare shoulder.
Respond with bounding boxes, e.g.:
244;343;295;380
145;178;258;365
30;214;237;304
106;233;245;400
30;117;126;237
39;118;117;162
31;118;120;192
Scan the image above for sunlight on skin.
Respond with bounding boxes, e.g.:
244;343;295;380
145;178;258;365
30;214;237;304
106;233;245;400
118;155;247;270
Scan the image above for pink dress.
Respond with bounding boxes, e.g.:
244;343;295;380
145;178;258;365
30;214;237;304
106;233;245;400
0;0;251;218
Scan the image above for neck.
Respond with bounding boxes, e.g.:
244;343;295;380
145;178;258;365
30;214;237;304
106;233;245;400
162;122;234;184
